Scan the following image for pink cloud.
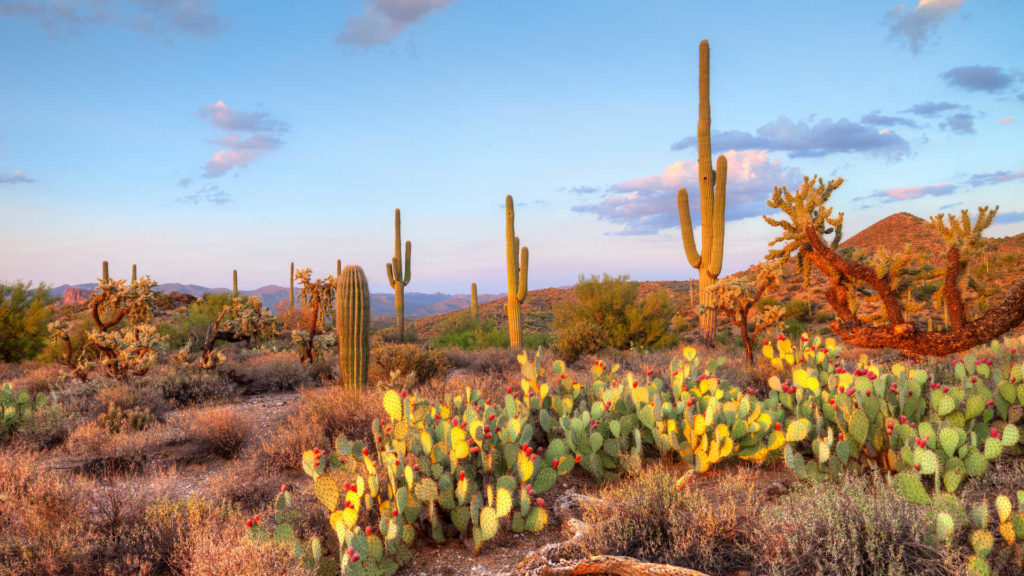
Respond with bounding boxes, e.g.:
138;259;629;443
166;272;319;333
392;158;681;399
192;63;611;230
1000;117;1014;125
876;183;956;201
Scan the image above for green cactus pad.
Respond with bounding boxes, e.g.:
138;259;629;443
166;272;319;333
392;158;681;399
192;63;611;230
970;503;989;529
785;419;810;442
939;428;960;457
314;475;339;511
1000;423;1019;446
532;467;557;494
894;473;931;506
479;506;499;541
971;529;994;558
995;495;1012;523
944;469;964;492
849;410;869;445
451;506;469;533
965;395;985;420
966;452;988;476
966;555;991;576
983;437;1002;460
914;448;939;475
935;512;955;542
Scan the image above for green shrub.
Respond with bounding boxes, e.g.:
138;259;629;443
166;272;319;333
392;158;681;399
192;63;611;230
813;309;835;324
430;313;509;350
912;282;940;302
783;317;807;340
784;299;811;321
159;292;235;350
369;342;451;385
553;274;677;359
0;281;56;362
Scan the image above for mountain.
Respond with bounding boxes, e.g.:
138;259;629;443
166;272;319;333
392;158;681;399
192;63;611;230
839;212;945;255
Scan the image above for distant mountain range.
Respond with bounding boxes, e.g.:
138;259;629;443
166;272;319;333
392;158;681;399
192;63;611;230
50;283;503;320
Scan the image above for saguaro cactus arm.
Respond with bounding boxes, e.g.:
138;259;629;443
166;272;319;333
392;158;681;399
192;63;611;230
386;208;412;288
677;191;702;268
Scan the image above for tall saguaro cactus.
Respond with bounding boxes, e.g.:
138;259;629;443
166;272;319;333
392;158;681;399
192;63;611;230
505;195;529;350
102;261;109;283
131;264;137;284
233;270;239;297
386;208;412;341
289;262;295;308
337;259;341;277
337;265;370;390
470;283;479;320
677;39;727;348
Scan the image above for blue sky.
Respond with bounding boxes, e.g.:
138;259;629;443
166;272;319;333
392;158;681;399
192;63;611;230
1;0;1022;293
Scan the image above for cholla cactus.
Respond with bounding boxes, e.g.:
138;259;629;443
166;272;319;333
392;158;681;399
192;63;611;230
765;178;1024;356
290;268;336;363
201;295;278;368
704;261;784;363
48;276;164;380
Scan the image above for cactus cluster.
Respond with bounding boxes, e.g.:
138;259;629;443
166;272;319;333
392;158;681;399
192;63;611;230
97;402;154;433
249;487;339;575
0;382;49;443
957;492;1024;576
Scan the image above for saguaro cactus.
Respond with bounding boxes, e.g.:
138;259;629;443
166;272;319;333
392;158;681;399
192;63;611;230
336;265;370;389
677;39;727;348
233;270;239;297
131;264;137;284
505;195;529;349
289;262;295;308
386;209;412;341
102;261;109;283
471;283;479;320
337;259;341;277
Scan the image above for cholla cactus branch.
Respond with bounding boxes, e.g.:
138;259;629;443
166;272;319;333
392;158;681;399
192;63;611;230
705;261;782;363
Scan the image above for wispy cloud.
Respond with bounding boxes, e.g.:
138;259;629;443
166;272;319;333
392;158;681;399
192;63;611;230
177;184;231;205
941;65;1016;93
336;0;453;47
873;183;958;202
965;170;1024;187
902;101;965;117
940;112;975;134
0;170;33;184
192;102;287;179
886;0;965;53
995;211;1024;225
1000;117;1014;125
572;150;802;235
0;0;226;38
671;116;910;159
861;111;919;128
562;185;602;195
198;101;288;132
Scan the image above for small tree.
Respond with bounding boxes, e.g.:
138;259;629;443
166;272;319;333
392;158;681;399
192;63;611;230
0;281;56;362
703;262;784;364
290;268;337;363
48;277;164;380
198;295;278;369
764;176;1024;356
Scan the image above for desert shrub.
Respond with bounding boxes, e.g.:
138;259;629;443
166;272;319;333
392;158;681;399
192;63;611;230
580;465;760;573
756;295;780;311
553;274;678;361
369;342;450;385
751;476;955;576
552;319;603;363
0;280;56;362
912;281;941;302
784;298;811;321
182;405;251;458
64;420;189;474
222;351;313;394
444;347;520;375
7;363;60;395
429;312;510;350
783;317;807;340
13;401;76;450
145;365;236;406
813;309;835;324
262;387;382;471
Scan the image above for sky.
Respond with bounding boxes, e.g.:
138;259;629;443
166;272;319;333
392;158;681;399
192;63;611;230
1;0;1022;293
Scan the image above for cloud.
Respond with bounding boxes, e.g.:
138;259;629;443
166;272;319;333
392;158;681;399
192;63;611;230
902;101;965;117
178;184;231;205
563;185;602;195
203;134;283;178
0;0;225;38
861;111;919;128
336;0;453;47
671;115;910;159
873;183;957;202
965;170;1024;187
1000;117;1014;125
940;112;975;134
193;102;287;179
995;211;1024;225
941;65;1016;92
0;170;33;184
886;0;965;53
178;177;193;188
198;101;288;132
572;150;802;235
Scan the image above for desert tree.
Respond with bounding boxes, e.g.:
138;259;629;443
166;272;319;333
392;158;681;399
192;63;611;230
763;175;1024;356
290;268;337;363
702;262;785;363
198;294;278;369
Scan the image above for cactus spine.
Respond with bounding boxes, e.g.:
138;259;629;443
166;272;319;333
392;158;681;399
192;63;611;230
289;262;295;308
505;195;529;350
102;261;109;283
386;208;412;341
677;39;727;348
471;283;479;320
336;265;370;390
232;269;238;297
131;264;137;284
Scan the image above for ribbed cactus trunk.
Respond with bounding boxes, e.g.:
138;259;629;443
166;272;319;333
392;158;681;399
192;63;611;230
677;39;727;348
470;283;479;320
505;195;529;350
386;208;412;341
232;270;238;297
337;265;370;390
131;264;137;284
337;259;341;277
289;262;295;308
102;261;109;283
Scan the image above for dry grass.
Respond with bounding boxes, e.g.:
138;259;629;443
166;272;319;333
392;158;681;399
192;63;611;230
369;342;451;386
261;386;382;471
63;420;192;474
7;363;61;395
222;351;313;394
179;405;251;459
